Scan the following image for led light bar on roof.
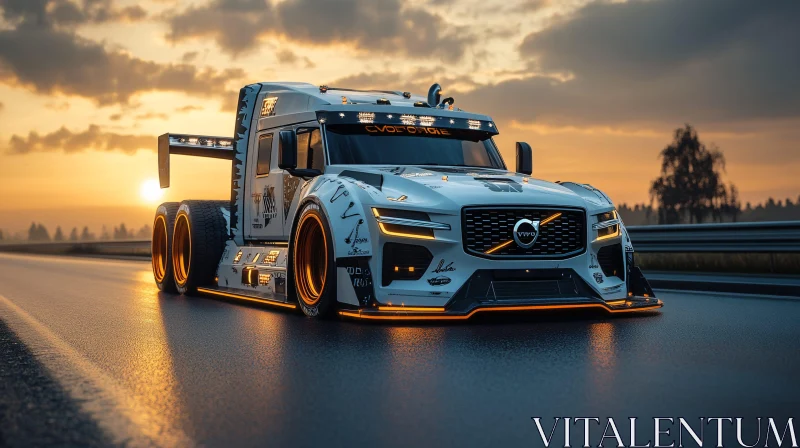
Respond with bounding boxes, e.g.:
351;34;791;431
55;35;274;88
172;135;233;149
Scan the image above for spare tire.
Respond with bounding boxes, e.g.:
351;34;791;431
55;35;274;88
151;202;180;292
171;200;229;294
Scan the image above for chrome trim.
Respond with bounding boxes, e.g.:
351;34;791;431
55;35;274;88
592;219;621;230
375;216;451;230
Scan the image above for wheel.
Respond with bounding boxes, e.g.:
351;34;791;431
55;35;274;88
171;200;229;294
291;203;337;318
151;202;179;292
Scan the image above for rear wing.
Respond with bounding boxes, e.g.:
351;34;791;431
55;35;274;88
158;133;235;188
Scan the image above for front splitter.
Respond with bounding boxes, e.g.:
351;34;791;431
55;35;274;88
338;297;663;321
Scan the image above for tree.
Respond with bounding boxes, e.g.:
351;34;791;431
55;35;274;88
54;226;65;241
113;223;128;240
36;224;51;241
69;227;79;241
100;225;110;240
0;229;4;241
80;226;95;241
28;222;51;241
649;125;737;224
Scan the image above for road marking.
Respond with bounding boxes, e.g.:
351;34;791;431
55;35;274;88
0;293;194;447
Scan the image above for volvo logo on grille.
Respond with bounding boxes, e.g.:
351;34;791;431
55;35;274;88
513;218;540;249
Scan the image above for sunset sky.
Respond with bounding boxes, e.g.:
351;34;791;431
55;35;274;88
1;0;798;236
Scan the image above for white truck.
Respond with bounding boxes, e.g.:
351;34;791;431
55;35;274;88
151;82;662;319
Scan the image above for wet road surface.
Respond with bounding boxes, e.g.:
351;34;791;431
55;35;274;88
0;253;798;447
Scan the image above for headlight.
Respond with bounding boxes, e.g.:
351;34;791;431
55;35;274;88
592;210;620;241
371;208;450;240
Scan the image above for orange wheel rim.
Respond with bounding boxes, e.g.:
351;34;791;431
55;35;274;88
294;213;327;307
172;213;192;286
152;215;168;283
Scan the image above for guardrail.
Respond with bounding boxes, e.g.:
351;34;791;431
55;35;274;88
1;221;799;256
0;240;151;257
626;221;800;253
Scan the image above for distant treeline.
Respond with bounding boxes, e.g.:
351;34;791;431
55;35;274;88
619;196;800;226
9;223;153;242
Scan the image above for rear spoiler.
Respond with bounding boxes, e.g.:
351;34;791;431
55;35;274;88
158;133;235;188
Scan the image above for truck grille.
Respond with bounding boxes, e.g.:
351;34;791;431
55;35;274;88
462;207;586;259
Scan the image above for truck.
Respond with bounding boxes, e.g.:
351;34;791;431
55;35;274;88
150;81;662;320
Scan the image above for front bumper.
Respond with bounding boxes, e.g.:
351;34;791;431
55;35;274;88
339;296;662;321
340;267;662;321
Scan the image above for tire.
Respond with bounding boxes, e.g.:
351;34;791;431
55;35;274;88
151;202;179;292
291;202;337;318
171;200;229;295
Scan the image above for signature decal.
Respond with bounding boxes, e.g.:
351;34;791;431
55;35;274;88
432;259;455;273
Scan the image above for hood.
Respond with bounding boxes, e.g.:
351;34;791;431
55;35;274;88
328;165;589;213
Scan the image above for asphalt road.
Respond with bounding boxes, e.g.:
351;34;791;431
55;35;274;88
0;253;798;447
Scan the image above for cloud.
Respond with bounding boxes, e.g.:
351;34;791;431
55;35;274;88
484;0;800;126
135;112;168;121
175;105;203;113
0;0;147;26
6;124;153;154
166;0;472;60
0;0;243;106
0;24;245;105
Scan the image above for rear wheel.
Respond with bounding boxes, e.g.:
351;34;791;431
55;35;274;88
171;200;229;294
292;203;337;318
152;202;179;292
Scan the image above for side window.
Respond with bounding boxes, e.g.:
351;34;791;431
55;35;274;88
296;128;324;170
257;133;273;175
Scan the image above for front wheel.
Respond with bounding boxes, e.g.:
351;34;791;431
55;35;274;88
292;203;337;318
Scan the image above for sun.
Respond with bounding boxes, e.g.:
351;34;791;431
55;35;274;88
140;179;164;204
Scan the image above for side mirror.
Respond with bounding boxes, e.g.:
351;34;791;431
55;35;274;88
278;130;297;170
516;142;532;175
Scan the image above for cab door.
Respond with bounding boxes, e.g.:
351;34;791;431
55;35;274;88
245;130;285;241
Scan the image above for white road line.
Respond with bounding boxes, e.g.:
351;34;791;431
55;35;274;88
0;293;194;448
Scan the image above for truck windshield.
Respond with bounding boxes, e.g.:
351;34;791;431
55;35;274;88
325;124;504;168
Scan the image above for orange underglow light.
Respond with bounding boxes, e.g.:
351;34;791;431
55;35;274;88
376;306;446;312
340;301;663;321
606;299;627;306
197;287;297;309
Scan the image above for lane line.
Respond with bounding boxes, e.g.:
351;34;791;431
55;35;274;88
0;293;194;448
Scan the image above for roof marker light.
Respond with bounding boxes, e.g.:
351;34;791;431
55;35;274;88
358;112;375;123
449;119;455;124
400;114;416;125
339;113;345;118
467;120;481;130
387;114;393;119
419;116;435;126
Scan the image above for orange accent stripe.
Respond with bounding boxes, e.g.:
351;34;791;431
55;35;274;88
540;212;562;226
377;306;446;312
605;299;627;306
484;239;513;254
340;301;662;321
197;287;297;309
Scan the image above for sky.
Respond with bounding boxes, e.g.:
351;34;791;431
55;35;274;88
0;0;798;236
